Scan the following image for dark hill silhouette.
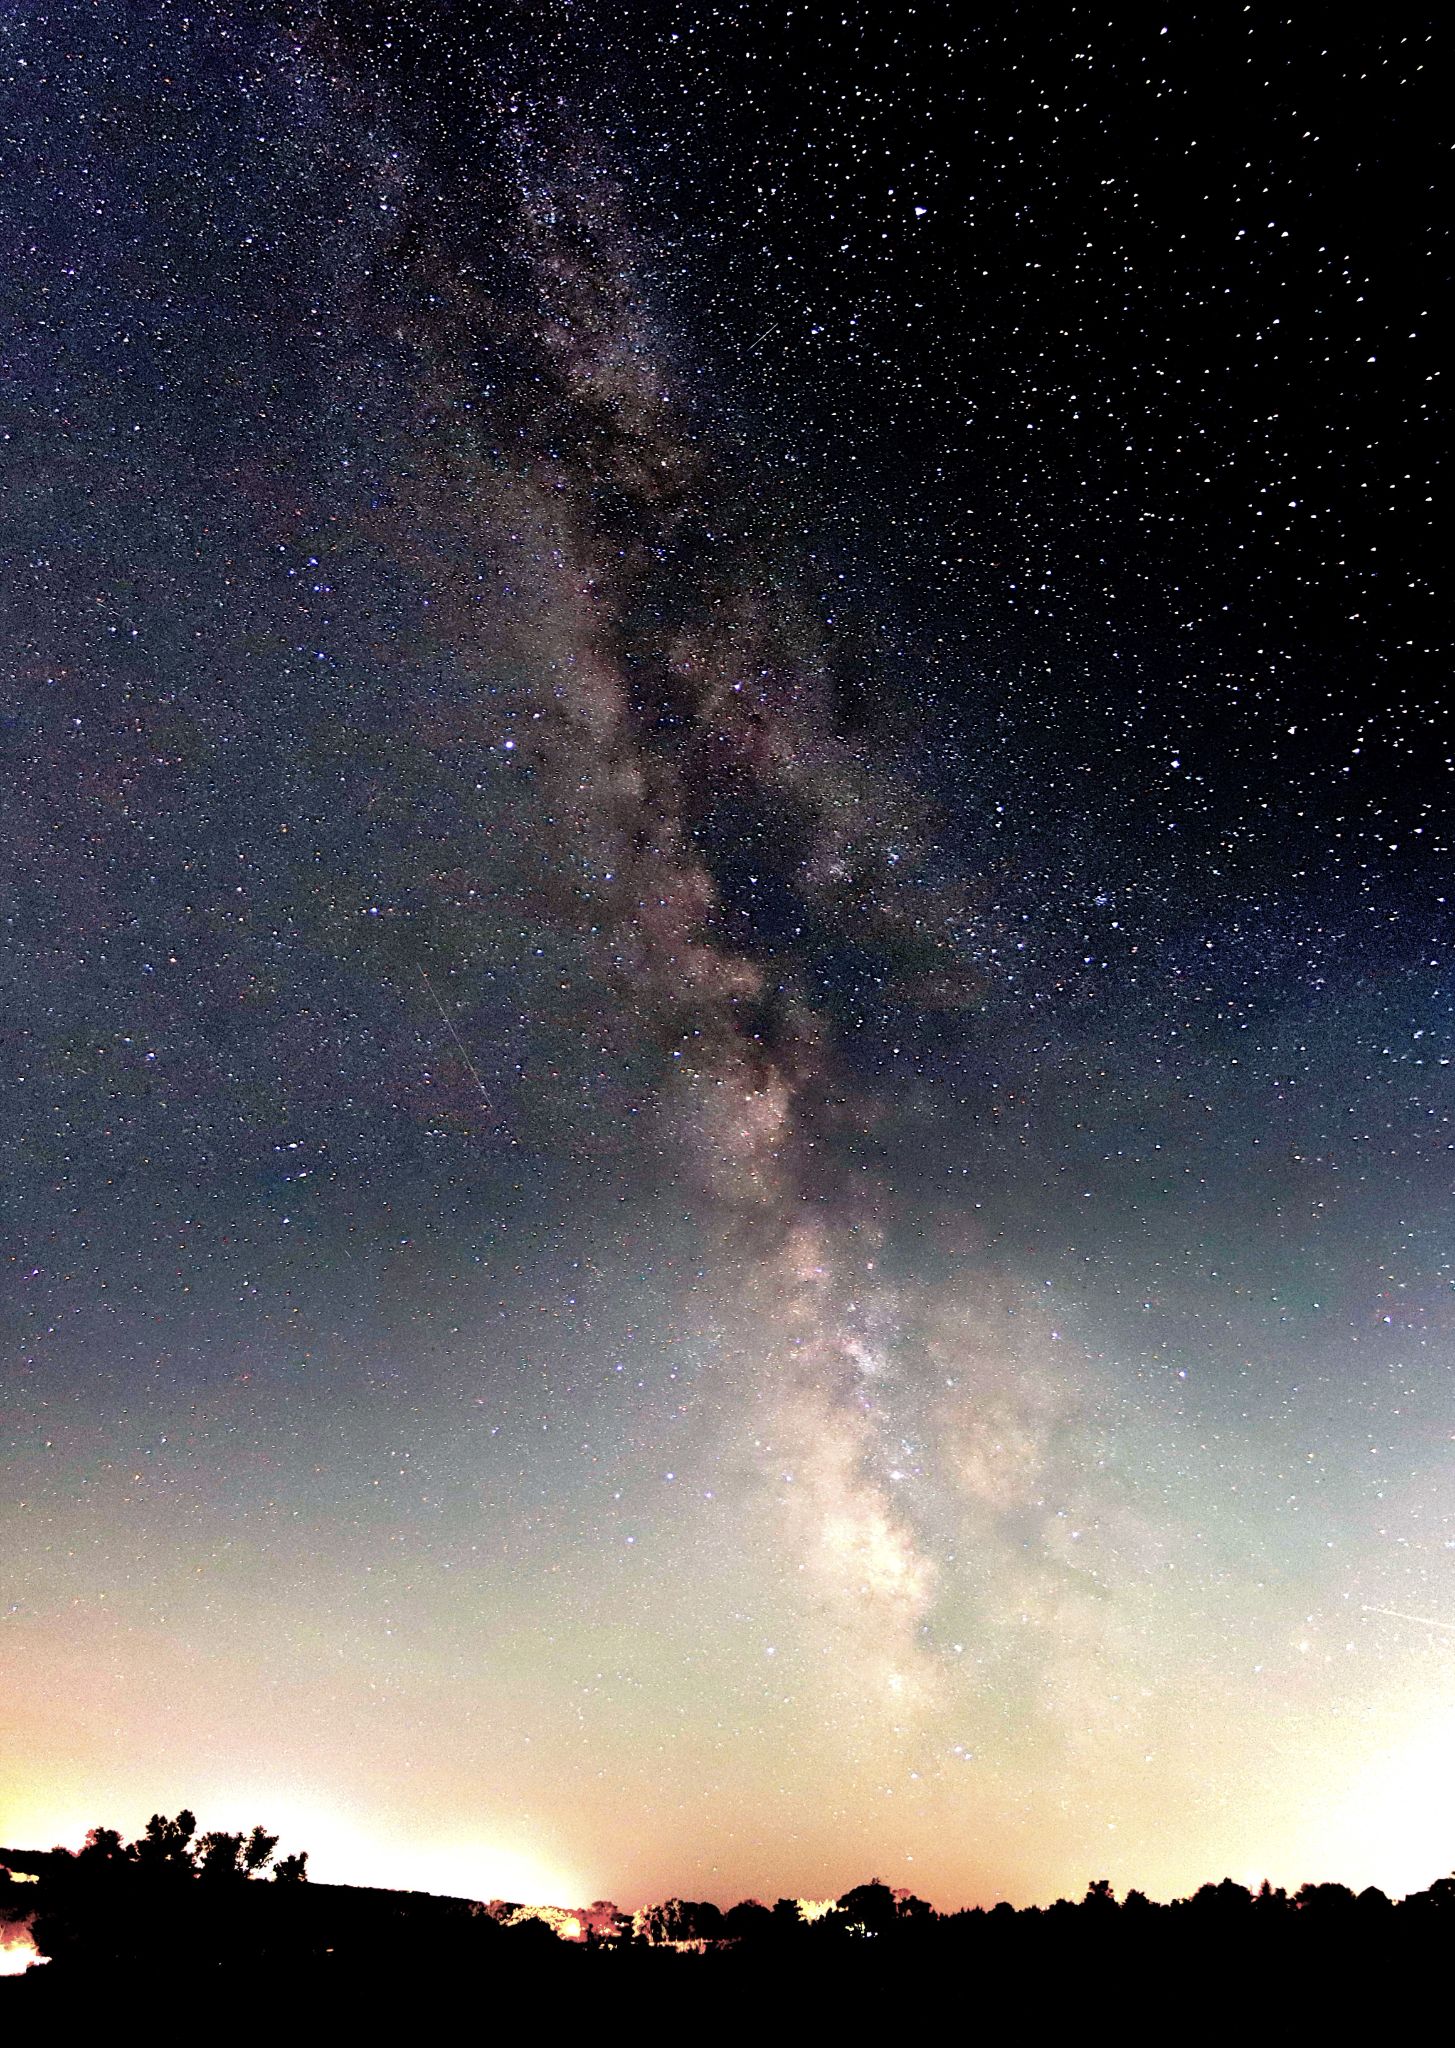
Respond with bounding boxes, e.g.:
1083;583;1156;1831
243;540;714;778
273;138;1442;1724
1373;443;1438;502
4;1815;1452;2021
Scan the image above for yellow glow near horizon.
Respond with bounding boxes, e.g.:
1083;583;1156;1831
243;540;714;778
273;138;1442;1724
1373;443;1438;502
0;1934;41;1978
1295;1705;1455;1898
0;1782;588;1912
5;1635;1452;1914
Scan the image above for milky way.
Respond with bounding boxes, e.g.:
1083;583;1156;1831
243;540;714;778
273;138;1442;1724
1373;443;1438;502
400;134;963;1683
2;3;1450;1910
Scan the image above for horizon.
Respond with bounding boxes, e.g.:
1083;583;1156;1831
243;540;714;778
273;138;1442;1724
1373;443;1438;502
6;1821;1452;1923
10;1829;1454;2000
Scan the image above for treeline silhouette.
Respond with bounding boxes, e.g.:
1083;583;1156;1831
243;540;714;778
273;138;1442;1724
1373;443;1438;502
5;1811;1452;2015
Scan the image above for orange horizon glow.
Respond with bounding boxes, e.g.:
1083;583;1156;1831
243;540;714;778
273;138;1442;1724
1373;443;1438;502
0;1786;588;1915
0;1927;41;1977
5;1747;1455;1917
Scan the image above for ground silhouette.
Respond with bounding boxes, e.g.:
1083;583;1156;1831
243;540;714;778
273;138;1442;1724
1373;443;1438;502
4;1812;1451;2021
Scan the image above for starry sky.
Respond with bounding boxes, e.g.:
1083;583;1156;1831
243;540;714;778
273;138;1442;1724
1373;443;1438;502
2;2;1450;1911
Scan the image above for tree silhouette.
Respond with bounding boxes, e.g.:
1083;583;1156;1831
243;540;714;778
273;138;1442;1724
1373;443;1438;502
133;1810;197;1876
835;1881;899;1935
197;1832;246;1883
723;1900;773;1941
1294;1881;1358;1916
196;1826;278;1883
1188;1879;1254;1916
244;1827;279;1875
643;1898;724;1945
12;1812;1455;2004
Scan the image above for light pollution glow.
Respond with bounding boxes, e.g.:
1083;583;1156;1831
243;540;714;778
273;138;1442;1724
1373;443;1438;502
3;1606;1453;1908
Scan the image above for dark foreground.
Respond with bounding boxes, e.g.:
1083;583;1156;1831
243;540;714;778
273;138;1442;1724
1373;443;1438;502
3;1924;1448;2037
5;1886;1452;2031
5;1826;1452;2025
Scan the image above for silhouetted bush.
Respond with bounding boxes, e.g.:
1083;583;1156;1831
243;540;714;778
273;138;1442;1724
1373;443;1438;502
4;1812;1453;2013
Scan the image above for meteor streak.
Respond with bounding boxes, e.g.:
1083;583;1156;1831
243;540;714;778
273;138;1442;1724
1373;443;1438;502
1361;1606;1455;1634
420;968;493;1112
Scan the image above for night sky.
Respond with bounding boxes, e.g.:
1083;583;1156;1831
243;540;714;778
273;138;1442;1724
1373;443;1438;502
2;2;1450;1912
